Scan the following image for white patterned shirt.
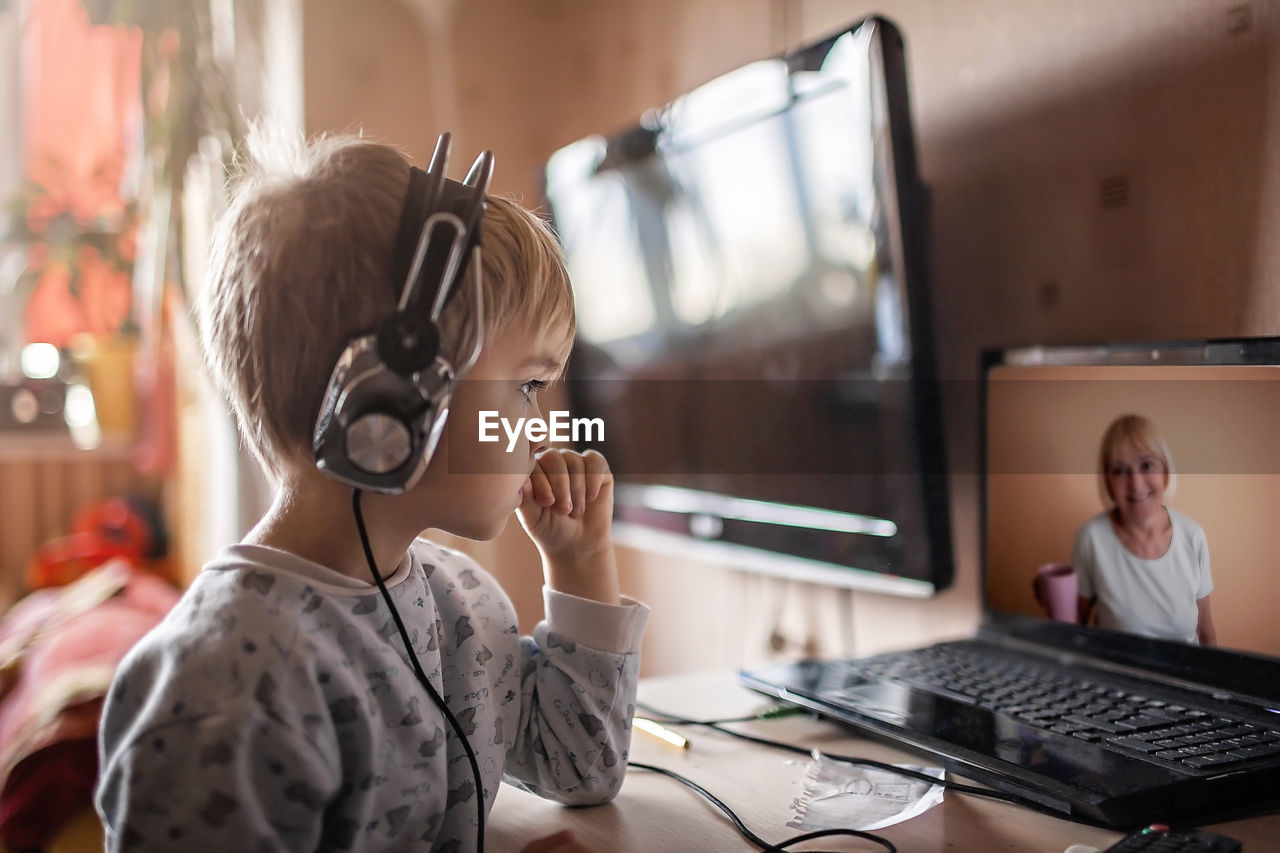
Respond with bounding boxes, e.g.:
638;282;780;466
96;538;649;852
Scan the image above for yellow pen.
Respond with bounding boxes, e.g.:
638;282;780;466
633;716;691;750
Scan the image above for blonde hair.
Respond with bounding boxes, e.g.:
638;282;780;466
197;129;574;482
1096;413;1178;508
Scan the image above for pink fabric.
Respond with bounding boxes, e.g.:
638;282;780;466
0;560;178;846
0;731;98;849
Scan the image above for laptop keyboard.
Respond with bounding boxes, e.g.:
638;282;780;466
842;644;1280;774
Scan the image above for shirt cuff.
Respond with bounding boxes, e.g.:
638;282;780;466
542;587;650;655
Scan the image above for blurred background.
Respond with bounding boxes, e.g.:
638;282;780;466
0;2;1278;845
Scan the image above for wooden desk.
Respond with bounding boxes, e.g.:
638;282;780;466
487;673;1280;852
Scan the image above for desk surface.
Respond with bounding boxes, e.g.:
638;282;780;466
487;672;1280;852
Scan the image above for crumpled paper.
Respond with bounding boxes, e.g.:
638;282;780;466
789;750;945;832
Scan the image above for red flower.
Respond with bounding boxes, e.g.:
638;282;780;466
24;265;88;349
78;251;132;337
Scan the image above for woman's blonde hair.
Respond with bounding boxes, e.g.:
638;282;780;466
1096;413;1178;508
196;129;574;482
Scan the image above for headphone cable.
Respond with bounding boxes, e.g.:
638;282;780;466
352;488;486;851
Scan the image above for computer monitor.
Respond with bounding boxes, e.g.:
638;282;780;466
541;16;952;596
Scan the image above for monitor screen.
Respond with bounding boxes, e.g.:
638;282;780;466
982;337;1280;661
541;16;951;596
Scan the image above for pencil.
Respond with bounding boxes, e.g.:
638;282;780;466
633;716;691;750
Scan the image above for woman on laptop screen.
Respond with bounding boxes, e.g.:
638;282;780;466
1072;414;1218;645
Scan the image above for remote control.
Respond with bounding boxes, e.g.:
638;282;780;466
1100;824;1242;853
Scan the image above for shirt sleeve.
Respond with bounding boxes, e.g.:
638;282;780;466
501;589;649;806
96;621;342;852
1072;522;1096;600
98;707;339;852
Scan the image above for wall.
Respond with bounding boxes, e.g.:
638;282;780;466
304;0;438;153
302;0;1280;676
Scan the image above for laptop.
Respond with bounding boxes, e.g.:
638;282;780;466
740;336;1280;828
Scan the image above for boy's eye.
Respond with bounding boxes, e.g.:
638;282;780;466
519;379;548;401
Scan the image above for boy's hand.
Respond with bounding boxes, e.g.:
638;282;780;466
517;449;619;604
518;448;613;556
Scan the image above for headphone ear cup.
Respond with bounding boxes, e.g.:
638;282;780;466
314;334;432;492
313;329;458;493
345;409;416;475
420;398;450;470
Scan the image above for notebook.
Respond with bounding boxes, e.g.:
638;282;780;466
740;336;1280;828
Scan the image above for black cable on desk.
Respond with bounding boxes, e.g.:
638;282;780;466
633;707;796;726
627;761;896;853
635;700;1034;807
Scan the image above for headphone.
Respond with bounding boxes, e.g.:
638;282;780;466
313;133;494;493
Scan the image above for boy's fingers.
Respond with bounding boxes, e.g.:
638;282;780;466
562;453;587;518
582;450;612;503
535;449;572;513
530;449;615;518
527;464;555;508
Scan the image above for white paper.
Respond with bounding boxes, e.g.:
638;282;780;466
789;751;945;832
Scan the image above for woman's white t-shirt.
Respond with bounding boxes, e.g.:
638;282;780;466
1072;506;1212;643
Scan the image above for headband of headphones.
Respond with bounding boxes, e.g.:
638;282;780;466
311;133;494;493
380;134;494;376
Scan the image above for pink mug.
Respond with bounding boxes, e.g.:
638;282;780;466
1035;563;1078;623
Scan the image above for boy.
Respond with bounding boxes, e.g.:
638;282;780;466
95;130;648;852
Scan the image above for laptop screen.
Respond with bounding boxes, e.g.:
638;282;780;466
982;338;1280;663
